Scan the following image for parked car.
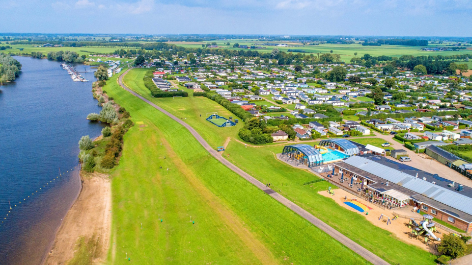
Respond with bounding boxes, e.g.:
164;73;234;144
400;156;411;162
390;131;397;135
381;142;390;147
342;134;350;138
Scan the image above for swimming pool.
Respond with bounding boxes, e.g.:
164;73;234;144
344;202;365;213
322;150;349;162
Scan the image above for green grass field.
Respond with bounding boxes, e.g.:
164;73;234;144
103;70;369;264
118;69;437;264
0;44;119;56
171;40;472;62
350;138;391;149
207;117;230;126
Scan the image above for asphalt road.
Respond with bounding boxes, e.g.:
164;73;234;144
118;69;390;265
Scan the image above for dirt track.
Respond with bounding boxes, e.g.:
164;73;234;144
45;173;111;265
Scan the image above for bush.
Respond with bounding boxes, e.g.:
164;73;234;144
436;255;451;264
405;142;416;151
206;93;253;121
193;92;207;97
102;126;112;137
438;234;467;259
82;154;95;172
100;152;115;169
122;111;130;118
79;135;94;151
123;119;134;129
87;113;100;121
99;102;117;123
118;107;126;113
98;80;106;87
342;109;357;115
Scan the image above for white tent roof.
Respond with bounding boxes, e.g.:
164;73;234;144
365;144;385;154
383;189;410;202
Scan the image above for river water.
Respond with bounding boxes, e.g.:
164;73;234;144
0;56;103;264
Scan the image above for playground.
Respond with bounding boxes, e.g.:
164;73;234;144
320;188;447;252
206;113;237;127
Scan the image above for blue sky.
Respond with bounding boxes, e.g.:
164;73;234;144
1;0;472;36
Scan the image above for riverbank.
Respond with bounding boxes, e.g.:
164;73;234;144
45;171;111;265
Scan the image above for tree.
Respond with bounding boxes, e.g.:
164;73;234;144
372;87;384;105
348;76;361;83
330;50;333;53
294;65;302;72
94;65;109;81
82;154;96;172
393;92;406;101
326;66;347;82
354;52;358;56
457;64;468;75
438;234;466;259
271;48;279;58
413;64;427;75
79;135;94;151
366;78;378;86
233;43;240;48
384;78;395;88
102;126;112;137
134;55;145;66
383;65;396;75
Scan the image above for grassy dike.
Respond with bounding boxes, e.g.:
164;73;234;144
103;70;368;264
121;68;438;265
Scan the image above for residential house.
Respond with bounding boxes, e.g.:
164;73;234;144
271;130;289;141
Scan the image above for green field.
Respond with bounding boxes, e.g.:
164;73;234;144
171;40;472;62
350;138;391;149
0;44;121;56
207;117;230;126
105;69;368;264
118;68;437;264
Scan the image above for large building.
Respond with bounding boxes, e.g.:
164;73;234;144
331;155;472;232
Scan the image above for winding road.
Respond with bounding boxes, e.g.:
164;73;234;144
118;69;389;265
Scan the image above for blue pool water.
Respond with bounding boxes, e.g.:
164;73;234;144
344;202;365;212
322;150;349;162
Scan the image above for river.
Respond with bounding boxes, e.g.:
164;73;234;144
0;56;104;264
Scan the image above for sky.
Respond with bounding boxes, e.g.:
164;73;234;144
1;0;472;36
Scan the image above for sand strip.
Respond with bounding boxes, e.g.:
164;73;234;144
45;172;111;265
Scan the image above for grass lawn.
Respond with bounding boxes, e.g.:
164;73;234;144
355;96;374;102
250;100;276;107
350;138;392;149
117;68;437;264
122;68;242;148
343;115;360;121
103;70;368;264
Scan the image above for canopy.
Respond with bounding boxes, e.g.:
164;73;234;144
383;189;410;202
365;144;385;154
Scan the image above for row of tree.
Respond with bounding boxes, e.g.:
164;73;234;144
46;51;85;63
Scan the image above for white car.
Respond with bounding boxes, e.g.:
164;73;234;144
400;156;411;162
381;142;390;147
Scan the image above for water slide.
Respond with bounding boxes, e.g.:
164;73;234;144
422;220;441;241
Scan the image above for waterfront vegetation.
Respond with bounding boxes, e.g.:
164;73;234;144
103;70;368;264
79;81;134;173
0;54;21;83
119;68;436;264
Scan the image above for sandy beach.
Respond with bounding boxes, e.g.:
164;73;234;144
45;172;111;265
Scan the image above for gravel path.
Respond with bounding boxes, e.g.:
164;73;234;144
118;69;389;265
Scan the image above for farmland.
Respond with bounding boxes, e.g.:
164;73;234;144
171;39;472;62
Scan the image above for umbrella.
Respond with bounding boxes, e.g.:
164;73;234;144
423;214;433;220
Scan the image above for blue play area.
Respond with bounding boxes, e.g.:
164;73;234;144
206;114;236;127
344;202;364;213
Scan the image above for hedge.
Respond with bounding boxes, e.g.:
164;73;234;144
193;92;207;97
205;93;253;121
394;133;425;143
405;142;416;150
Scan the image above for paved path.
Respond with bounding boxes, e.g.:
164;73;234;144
118;69;389;265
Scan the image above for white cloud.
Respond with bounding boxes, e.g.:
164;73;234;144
116;0;155;14
275;0;311;9
75;0;95;9
51;1;71;10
